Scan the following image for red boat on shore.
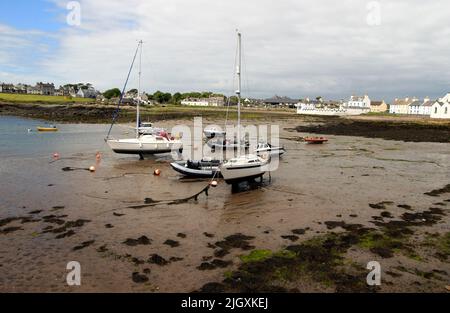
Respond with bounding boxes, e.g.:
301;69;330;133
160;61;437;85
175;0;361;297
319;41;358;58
304;136;328;144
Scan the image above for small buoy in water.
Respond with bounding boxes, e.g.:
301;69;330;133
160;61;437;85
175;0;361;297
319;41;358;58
95;152;101;161
210;180;218;187
89;166;96;172
53;152;60;159
154;169;161;176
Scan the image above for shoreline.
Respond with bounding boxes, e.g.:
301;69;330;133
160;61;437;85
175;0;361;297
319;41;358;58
2;102;450;143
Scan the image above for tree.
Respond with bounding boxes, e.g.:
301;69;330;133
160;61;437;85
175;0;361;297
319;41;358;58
127;88;138;94
103;88;121;99
172;92;182;104
153;91;172;104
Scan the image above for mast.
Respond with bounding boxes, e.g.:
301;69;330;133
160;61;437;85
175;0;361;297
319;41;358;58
136;40;143;138
236;31;241;155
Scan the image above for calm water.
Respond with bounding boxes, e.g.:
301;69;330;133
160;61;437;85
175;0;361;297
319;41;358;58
0;116;112;158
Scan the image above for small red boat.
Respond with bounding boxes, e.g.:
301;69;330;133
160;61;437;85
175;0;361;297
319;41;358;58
304;136;328;144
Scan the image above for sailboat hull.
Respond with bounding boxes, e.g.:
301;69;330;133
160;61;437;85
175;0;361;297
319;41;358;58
219;160;268;184
107;137;182;155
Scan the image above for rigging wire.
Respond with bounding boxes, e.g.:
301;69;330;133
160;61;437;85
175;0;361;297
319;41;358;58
105;42;141;140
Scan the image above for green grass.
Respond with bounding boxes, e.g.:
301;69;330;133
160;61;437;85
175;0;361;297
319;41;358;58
0;93;95;104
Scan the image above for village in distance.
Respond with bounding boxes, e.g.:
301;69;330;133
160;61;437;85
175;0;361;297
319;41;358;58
0;81;449;119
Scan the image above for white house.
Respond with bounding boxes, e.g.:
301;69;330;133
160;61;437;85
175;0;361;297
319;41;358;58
181;98;209;106
345;95;371;109
430;101;450;119
389;97;418;114
181;96;224;107
76;87;98;98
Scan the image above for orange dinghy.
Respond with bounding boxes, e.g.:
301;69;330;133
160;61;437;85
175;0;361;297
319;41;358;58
304;136;328;144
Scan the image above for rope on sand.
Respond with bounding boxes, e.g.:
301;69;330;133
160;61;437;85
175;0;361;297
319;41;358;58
127;185;211;209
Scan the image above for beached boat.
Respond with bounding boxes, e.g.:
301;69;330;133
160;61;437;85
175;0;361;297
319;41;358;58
137;122;165;135
170;158;222;178
220;154;269;184
207;137;249;151
204;127;226;139
219;31;269;184
108;131;183;157
37;126;58;132
304;136;328;144
105;41;182;158
255;142;285;157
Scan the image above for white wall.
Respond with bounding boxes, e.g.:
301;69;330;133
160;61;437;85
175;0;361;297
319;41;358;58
431;102;450;119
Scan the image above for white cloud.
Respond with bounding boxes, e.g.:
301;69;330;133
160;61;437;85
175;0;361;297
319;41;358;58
3;0;450;101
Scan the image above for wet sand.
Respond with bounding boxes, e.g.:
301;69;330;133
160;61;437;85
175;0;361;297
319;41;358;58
0;117;449;292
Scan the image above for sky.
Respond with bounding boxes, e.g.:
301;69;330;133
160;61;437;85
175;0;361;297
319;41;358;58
0;0;449;102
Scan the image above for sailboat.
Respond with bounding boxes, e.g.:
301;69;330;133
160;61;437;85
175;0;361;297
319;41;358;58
106;41;182;159
219;31;270;184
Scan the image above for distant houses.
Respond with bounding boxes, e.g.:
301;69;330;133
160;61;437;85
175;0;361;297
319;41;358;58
346;95;371;109
0;82;100;99
181;96;225;107
389;97;418;114
370;100;388;113
263;95;298;107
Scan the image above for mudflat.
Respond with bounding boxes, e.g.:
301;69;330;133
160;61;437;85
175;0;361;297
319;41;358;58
0;116;449;292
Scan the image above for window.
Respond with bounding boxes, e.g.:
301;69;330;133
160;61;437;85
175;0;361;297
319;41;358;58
435;107;438;114
446;107;448;114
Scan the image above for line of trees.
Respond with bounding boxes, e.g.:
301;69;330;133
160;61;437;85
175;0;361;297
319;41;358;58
102;88;227;104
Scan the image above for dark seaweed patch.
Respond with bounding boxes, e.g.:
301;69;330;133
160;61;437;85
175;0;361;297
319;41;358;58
123;236;151;246
197;259;232;271
148;254;169;266
73;240;95;251
291;229;306;235
424;184;450;197
0;226;23;234
281;235;299;242
213;233;255;258
55;230;75;239
163;239;180;248
132;272;149;283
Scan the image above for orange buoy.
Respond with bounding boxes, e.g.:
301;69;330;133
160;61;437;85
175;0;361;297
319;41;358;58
89;166;96;172
53;152;60;159
154;169;161;176
95;152;101;161
210;180;218;187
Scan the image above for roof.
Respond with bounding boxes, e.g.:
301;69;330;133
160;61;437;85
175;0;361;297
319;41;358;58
371;101;385;106
350;95;367;101
423;100;434;107
264;95;298;104
393;98;416;106
433;101;448;107
408;100;422;107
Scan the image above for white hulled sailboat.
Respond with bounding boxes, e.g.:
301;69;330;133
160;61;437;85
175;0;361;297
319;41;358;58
106;41;182;159
219;31;269;184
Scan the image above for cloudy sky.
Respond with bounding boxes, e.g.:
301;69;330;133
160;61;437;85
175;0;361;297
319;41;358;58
1;0;449;101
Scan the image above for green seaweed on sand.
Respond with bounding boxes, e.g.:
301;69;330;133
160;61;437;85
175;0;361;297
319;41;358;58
423;232;450;261
240;249;273;263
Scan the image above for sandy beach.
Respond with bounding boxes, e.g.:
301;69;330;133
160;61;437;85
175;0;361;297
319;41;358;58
0;115;449;292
